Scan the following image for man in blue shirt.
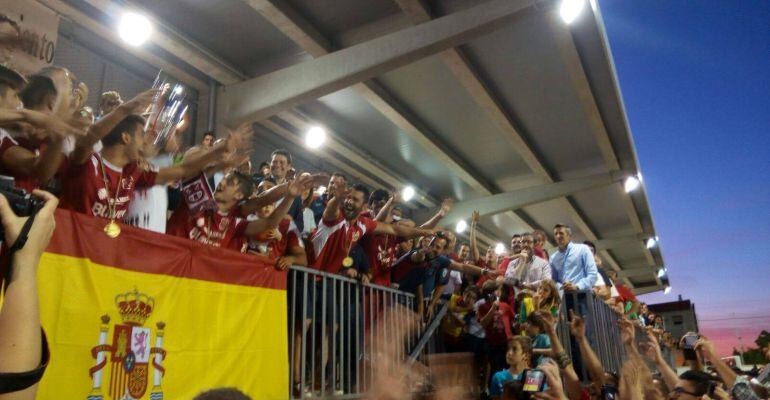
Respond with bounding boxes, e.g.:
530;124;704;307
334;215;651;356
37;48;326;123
549;224;597;291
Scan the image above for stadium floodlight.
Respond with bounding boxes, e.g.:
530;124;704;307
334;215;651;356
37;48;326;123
118;12;153;46
559;0;585;24
646;237;658;249
664;286;672;294
495;243;506;255
304;126;326;149
624;176;641;193
456;220;468;234
402;186;416;202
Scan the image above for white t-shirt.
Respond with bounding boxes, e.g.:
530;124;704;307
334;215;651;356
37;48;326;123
467;299;487;339
302;207;316;237
125;154;173;233
442;270;463;296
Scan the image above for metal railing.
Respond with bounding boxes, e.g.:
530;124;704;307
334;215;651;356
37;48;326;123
556;291;675;381
288;266;438;399
287;277;675;398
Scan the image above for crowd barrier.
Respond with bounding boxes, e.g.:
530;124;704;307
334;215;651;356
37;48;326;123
287;266;423;399
287;281;676;399
557;291;675;381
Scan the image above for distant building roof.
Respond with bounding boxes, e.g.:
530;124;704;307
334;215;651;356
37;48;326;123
648;300;693;313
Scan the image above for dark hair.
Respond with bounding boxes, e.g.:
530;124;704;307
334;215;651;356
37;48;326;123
271;148;292;164
554;223;572;232
351;183;370;202
459;242;470;248
331;172;347;182
0;65;26;93
0;14;20;34
463;285;481;297
102;115;146;147
193;388;251;400
20;75;57;110
258;161;269;170
583;240;596;251
678;370;714;396
526;311;549;333
512;234;522;239
509;335;534;357
202;131;215;139
368;188;389;205
229;171;255;199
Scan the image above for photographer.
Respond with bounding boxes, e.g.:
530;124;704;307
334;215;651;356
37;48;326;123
0;190;58;399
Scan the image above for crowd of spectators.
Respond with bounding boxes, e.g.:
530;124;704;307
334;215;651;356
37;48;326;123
0;13;768;400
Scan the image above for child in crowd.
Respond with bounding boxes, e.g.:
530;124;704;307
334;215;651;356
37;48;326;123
440;285;480;352
533;279;561;316
525;311;552;366
489;336;533;399
477;280;515;385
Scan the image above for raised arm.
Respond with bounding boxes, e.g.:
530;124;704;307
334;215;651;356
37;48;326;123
374;193;395;222
245;174;314;236
541;312;583;400
448;259;497;278
373;221;434;238
322;182;346;223
695;336;737;388
418;198;452;229
155;124;251;184
469;211;480;262
640;330;678;391
569;310;605;390
71;89;158;165
0;190;58;400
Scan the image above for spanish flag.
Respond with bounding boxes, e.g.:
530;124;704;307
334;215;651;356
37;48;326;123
35;210;288;399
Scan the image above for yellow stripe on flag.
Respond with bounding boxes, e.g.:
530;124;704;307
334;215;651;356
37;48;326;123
36;251;288;400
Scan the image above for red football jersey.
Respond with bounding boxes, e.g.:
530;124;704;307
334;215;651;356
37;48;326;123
359;210;399;286
166;202;248;252
247;216;303;258
58;153;157;220
307;213;377;274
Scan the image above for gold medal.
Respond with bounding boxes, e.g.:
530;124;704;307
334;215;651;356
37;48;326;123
342;256;354;268
104;220;121;238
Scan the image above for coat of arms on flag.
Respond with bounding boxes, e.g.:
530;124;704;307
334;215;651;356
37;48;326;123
87;289;167;400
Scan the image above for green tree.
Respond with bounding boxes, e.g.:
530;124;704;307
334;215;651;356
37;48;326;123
738;330;770;365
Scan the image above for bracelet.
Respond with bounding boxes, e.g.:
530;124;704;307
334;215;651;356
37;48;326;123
556;351;571;369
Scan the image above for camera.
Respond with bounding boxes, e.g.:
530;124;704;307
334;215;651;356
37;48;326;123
0;177;43;241
522;369;546;393
682;333;700;361
601;385;618;400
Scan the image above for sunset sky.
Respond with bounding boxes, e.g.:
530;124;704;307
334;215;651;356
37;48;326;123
599;0;770;357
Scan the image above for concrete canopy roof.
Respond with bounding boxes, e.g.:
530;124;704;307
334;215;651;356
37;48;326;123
53;0;667;293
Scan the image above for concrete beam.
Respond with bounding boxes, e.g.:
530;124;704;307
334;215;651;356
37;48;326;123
220;0;539;126
245;0;332;57
633;285;665;296
239;0;540;239
257;119;387;191
413;171;623;227
84;0;246;84
276;110;435;208
394;0;550;180
38;0;209;93
617;266;658;278
593;233;651;251
391;0;632;284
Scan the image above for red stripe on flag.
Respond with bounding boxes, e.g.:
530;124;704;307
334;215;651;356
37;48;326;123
45;209;287;290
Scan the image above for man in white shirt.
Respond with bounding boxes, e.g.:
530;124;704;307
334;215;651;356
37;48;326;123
504;232;551;290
